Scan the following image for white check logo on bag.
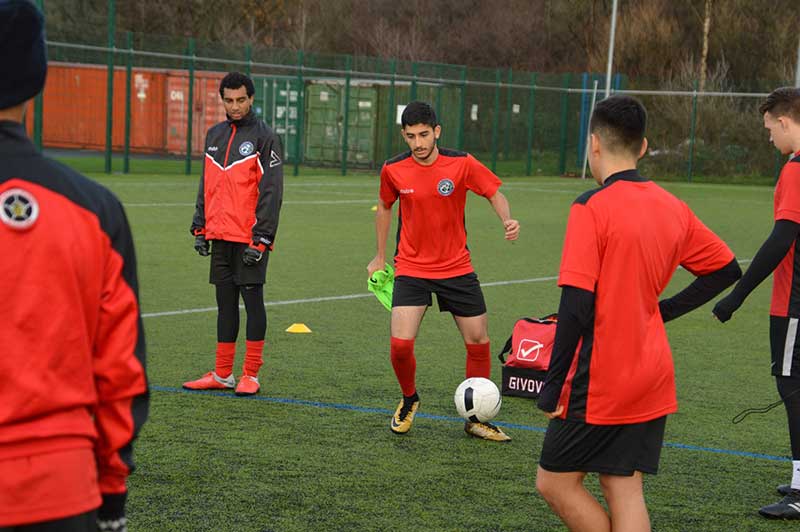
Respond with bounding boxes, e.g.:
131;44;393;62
517;339;544;361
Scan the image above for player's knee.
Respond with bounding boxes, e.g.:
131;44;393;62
535;469;561;502
390;337;415;361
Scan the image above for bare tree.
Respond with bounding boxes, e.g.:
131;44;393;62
697;0;713;91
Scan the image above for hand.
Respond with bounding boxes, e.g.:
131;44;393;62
712;294;739;323
503;219;520;241
543;404;564;420
367;255;385;280
194;234;210;256
97;492;127;532
242;244;265;266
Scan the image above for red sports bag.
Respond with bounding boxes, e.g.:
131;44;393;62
497;314;558;399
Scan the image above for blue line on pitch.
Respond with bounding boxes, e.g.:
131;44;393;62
150;385;790;463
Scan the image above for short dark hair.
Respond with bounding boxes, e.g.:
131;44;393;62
401;101;438;128
219;72;255;98
589;95;647;156
759;87;800;123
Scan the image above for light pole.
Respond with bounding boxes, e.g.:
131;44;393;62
604;0;619;98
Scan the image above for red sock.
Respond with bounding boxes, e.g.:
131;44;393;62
244;340;264;376
465;342;491;379
390;337;416;397
215;342;236;378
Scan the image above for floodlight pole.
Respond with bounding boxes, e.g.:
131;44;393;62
604;0;619;98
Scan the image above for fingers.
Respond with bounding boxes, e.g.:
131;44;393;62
544;404;564;419
504;219;520;241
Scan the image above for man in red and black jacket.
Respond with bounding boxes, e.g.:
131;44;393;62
185;72;284;396
0;2;148;531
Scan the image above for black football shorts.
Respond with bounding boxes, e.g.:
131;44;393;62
209;240;269;286
539;415;667;476
392;272;487;317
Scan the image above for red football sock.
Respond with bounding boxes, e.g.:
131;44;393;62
465;342;491;379
243;340;264;376
215;342;236;378
390;337;417;397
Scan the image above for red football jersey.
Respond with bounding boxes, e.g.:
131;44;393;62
556;170;734;424
771;152;800;317
379;149;501;278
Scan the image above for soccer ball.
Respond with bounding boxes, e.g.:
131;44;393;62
454;377;502;423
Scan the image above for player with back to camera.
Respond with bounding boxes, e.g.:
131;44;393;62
183;72;284;397
713;87;800;520
0;1;148;531
536;95;741;532
367;101;520;442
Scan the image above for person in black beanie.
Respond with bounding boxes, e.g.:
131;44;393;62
0;2;149;532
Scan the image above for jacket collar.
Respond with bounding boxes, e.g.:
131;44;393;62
0;120;36;154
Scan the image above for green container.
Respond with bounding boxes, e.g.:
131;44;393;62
254;76;301;163
304;82;378;167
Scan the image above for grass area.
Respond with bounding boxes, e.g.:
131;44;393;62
77;161;790;531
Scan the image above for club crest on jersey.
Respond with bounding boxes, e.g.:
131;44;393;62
239;141;255;156
437;178;455;196
0;188;39;229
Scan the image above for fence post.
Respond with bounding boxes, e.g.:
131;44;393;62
244;44;252;78
340;55;352;176
558;73;571;176
491;68;501;173
525;73;537;176
104;0;116;174
33;0;44;150
184;38;195;176
293;50;304;177
386;59;397;161
687;79;699;182
410;62;418;101
123;31;132;174
435;65;443;135
613;73;623;91
504;68;513;162
577;72;589;166
457;67;467;151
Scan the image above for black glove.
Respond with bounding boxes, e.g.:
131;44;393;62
194;234;210;256
97;492;127;532
712;294;741;323
242;244;265;266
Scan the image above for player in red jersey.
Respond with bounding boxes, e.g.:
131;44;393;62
366;101;520;442
536;96;740;531
0;2;148;531
713;87;800;520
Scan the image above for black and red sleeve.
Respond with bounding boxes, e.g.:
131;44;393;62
253;129;284;249
94;194;149;495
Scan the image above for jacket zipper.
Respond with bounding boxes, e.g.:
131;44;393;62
223;124;237;166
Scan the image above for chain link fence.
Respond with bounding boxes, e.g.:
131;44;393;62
32;7;789;183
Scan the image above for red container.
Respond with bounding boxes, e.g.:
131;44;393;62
26;62;228;156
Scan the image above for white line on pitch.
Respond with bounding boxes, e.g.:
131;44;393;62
141;259;753;319
126;199;375;207
141;275;561;318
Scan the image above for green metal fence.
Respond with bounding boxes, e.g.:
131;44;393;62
33;4;790;184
